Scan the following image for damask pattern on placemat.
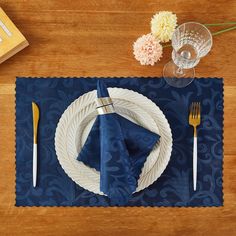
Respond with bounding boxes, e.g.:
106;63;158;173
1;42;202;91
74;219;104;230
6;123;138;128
15;77;223;206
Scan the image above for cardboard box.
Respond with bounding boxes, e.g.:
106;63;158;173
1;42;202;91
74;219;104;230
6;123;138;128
0;7;29;64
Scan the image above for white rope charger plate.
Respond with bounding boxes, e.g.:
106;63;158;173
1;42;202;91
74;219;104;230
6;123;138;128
55;88;172;195
55;90;160;195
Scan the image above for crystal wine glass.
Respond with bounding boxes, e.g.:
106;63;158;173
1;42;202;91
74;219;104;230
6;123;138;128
163;22;213;88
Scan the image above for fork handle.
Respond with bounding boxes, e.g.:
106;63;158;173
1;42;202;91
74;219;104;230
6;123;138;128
193;136;197;191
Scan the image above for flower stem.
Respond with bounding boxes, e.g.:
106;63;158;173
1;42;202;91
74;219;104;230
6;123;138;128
212;25;236;35
163;44;172;48
204;22;236;26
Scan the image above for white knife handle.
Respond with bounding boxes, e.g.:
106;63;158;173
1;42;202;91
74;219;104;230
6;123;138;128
193;137;197;191
33;143;37;187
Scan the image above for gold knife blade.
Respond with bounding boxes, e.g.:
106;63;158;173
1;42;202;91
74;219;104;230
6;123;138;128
32;102;39;144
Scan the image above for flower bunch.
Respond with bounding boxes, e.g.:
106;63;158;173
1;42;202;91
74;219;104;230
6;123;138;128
151;11;177;43
133;33;163;66
133;11;177;65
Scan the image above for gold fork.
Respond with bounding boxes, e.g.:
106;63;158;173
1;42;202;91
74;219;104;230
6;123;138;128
189;102;201;191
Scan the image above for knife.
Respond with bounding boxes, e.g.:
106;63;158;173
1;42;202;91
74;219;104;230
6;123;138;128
32;102;39;187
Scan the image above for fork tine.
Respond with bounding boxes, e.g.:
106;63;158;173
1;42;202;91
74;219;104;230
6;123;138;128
189;103;193;117
195;102;200;119
191;102;194;118
196;102;199;118
197;102;200;118
198;102;201;119
199;102;201;118
192;103;195;118
193;102;197;118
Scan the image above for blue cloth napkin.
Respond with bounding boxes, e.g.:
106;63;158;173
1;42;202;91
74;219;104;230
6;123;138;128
77;81;160;205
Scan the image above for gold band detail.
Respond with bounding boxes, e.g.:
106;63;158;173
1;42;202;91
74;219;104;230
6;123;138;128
97;104;115;115
96;97;113;107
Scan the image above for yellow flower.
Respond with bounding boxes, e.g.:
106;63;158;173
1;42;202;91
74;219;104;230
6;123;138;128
151;11;177;43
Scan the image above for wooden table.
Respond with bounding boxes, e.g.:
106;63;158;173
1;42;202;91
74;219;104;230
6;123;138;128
0;1;235;235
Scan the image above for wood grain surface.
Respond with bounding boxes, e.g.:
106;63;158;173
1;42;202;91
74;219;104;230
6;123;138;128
0;1;236;235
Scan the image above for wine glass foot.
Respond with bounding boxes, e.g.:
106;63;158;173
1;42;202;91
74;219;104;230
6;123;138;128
163;61;195;88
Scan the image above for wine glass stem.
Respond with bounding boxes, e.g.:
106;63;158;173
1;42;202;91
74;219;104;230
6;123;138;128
176;67;184;76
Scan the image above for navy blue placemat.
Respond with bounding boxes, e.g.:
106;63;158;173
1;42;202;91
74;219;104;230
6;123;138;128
15;77;223;206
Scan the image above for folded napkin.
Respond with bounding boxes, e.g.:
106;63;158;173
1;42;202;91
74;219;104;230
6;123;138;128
77;81;160;205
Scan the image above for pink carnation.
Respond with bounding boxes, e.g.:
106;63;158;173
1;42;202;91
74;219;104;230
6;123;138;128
133;33;163;66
